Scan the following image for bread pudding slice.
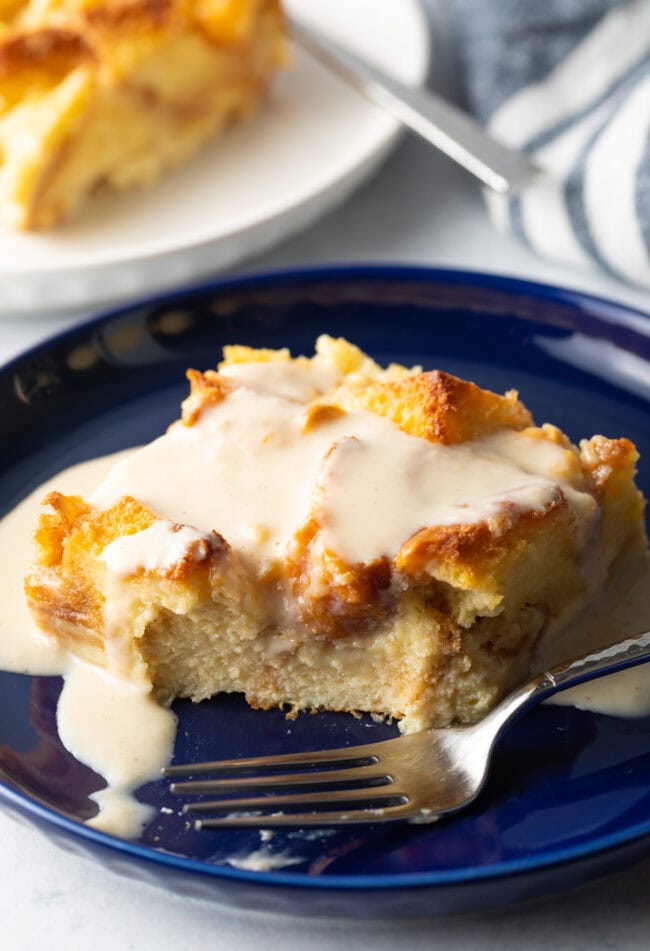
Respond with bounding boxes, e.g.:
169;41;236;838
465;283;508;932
25;337;648;732
0;0;286;229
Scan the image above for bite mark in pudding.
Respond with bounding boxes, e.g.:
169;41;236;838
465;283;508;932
25;336;648;733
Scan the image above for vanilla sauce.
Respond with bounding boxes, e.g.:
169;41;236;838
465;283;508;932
0;360;647;838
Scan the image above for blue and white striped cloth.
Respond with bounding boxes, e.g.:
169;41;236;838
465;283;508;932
452;0;650;287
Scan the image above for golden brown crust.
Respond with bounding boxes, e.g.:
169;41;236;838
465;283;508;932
26;492;155;634
396;495;568;575
0;0;284;86
286;493;578;642
301;403;346;433
287;516;395;639
220;344;291;366
395;496;576;604
157;528;229;581
207;343;533;446
580;435;639;492
181;369;234;426
326;370;533;445
83;0;174;31
0;1;283;43
0;28;94;79
24;490;233;650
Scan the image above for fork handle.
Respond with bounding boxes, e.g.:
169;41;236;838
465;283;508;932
485;630;650;734
289;16;539;195
544;629;650;694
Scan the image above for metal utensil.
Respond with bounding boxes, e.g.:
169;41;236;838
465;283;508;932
165;629;650;829
288;15;539;195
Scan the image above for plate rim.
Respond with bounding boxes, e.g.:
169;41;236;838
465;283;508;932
1;262;649;895
2;261;650;375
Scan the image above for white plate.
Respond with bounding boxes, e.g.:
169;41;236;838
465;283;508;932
0;0;429;316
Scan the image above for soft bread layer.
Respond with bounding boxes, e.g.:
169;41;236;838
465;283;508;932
139;590;592;733
0;0;286;228
25;336;648;730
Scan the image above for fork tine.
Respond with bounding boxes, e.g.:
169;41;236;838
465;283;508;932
163;745;379;777
196;802;417;829
170;765;391;795
182;787;409;815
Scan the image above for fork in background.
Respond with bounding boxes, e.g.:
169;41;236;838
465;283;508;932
165;629;650;829
288;15;539;195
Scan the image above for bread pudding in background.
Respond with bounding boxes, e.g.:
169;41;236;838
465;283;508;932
25;337;648;733
0;0;286;229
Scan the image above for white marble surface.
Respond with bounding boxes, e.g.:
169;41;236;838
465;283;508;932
1;2;649;947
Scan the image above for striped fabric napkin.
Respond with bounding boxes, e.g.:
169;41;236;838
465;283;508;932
452;0;650;287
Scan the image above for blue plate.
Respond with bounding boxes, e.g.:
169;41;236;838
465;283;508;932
0;266;648;918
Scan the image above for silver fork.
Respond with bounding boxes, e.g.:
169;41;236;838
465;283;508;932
165;630;650;829
289;15;539;195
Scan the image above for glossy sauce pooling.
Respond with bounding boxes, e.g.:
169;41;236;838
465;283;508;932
0;454;176;840
101;521;218;577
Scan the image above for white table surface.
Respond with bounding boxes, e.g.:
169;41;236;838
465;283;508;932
1;3;649;947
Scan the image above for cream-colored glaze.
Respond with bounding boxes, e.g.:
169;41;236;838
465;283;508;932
99;521;221;679
486;430;599;546
91;373;596;571
57;658;176;839
0;453;130;674
101;520;217;577
220;847;304;871
315;429;596;564
0;451;176;839
553;665;650;717
219;356;340;403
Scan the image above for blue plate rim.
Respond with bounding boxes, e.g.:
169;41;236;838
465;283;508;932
1;262;649;894
1;262;649;381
